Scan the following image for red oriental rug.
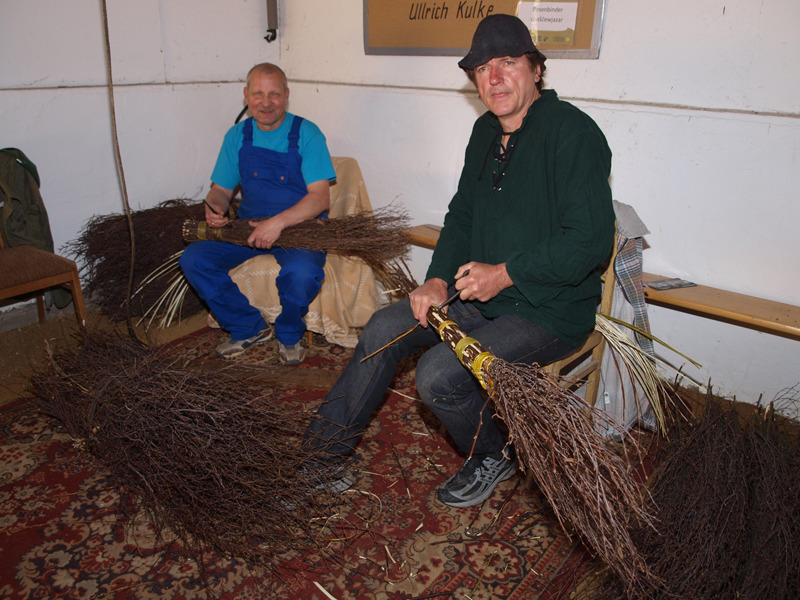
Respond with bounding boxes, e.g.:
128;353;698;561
1;327;601;599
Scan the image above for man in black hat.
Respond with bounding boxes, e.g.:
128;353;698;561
305;14;615;508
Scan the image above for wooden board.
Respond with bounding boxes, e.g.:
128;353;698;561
641;273;800;340
406;224;441;249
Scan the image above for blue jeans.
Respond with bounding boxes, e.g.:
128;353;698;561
179;240;325;345
308;293;575;458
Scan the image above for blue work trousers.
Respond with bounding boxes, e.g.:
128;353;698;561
179;240;325;345
308;293;575;458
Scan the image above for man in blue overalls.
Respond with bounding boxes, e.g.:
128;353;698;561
180;63;336;364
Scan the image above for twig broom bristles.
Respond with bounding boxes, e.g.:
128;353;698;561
31;331;357;574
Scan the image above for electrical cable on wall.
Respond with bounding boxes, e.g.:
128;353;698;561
100;0;139;341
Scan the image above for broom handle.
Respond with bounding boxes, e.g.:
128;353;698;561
182;219;263;245
425;305;495;390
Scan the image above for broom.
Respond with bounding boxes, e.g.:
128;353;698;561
133;206;411;328
65;199;207;321
378;262;658;596
31;330;357;572
181;206;411;265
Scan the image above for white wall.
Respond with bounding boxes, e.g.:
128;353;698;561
2;0;798;403
2;0;278;225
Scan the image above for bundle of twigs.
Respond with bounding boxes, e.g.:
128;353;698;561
376;263;658;596
588;390;800;599
136;206;410;329
65;199;206;321
181;205;411;266
31;331;352;571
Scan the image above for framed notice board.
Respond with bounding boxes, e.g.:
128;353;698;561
364;0;606;59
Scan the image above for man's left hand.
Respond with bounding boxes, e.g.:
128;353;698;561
454;262;513;302
247;217;284;249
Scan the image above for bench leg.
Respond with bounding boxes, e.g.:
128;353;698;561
69;268;88;328
36;294;46;323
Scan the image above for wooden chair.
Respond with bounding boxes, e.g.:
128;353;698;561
544;237;618;407
0;235;87;327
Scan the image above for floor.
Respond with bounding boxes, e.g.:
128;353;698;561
0;299;209;406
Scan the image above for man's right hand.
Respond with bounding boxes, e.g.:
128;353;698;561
205;184;233;228
408;278;448;327
205;202;229;228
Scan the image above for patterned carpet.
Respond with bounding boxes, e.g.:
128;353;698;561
1;327;596;599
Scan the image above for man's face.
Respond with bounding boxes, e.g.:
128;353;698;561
244;71;289;131
473;56;541;130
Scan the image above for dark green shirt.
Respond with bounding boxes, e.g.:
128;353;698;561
426;89;615;347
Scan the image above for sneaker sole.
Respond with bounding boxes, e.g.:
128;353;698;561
279;353;306;366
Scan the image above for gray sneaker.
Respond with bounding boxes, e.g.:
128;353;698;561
299;463;354;495
319;471;354;494
215;326;273;359
278;341;306;365
437;451;518;508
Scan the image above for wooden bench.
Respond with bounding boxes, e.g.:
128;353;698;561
405;224;800;341
640;273;800;340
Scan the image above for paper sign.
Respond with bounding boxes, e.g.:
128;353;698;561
517;1;579;46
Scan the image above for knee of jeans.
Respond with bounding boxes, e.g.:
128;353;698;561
281;275;321;305
416;357;457;406
284;263;322;284
357;312;394;354
353;307;412;362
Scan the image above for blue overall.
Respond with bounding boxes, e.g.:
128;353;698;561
180;116;326;345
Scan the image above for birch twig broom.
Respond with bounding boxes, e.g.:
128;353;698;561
181;205;411;265
375;263;658;596
134;206;411;328
427;303;655;593
31;331;357;573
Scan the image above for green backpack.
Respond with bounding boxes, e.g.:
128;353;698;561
0;147;72;308
0;147;53;251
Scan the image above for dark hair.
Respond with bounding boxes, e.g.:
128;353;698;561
465;52;546;91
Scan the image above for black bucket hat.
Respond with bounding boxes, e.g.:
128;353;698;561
458;14;546;70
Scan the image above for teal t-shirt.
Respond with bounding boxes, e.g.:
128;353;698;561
210;113;336;190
